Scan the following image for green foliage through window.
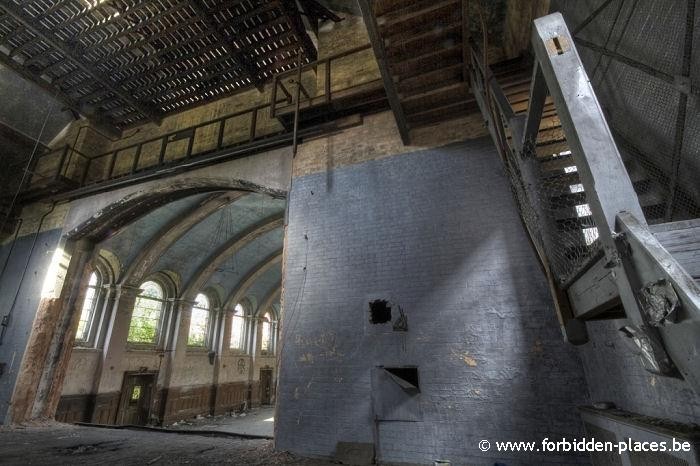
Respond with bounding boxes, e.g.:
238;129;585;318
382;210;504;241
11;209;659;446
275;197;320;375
127;281;164;344
188;293;210;347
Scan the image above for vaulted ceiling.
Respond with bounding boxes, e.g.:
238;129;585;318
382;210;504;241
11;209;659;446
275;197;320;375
98;190;286;314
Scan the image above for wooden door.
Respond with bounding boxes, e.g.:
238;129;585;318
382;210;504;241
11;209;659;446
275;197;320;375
260;368;273;405
117;373;155;425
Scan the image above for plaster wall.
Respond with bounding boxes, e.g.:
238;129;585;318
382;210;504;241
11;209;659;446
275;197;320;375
0;227;63;424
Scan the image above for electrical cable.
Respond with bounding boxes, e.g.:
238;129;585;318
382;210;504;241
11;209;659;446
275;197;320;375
0;202;56;345
0;97;56;236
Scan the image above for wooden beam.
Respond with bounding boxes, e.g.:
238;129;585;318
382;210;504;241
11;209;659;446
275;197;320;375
279;0;318;62
567;254;621;319
358;0;410;144
190;0;264;91
0;2;162;125
0;51;121;137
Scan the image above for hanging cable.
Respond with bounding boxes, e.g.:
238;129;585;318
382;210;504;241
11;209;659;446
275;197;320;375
0;97;56;236
0;202;56;345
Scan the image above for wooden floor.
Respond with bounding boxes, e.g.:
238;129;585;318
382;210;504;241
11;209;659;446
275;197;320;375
652;218;700;284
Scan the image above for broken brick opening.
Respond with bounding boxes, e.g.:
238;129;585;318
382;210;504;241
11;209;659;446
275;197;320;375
369;300;391;324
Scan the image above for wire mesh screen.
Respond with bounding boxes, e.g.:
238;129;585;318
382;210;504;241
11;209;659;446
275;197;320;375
502;114;603;286
552;0;700;224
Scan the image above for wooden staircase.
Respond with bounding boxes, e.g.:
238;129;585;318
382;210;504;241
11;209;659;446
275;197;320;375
369;0;471;130
470;13;700;393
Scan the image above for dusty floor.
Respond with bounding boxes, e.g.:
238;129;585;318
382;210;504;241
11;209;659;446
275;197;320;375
167;406;275;437
0;422;335;465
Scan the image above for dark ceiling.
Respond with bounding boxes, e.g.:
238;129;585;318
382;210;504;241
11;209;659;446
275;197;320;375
0;0;339;133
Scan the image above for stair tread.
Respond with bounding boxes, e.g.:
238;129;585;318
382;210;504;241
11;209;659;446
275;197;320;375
652;219;700;278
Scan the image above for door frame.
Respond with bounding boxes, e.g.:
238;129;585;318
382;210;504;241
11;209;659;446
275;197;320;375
116;370;158;425
259;367;273;405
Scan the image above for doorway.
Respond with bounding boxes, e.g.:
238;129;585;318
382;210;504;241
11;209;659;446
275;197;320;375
117;372;156;425
260;368;273;405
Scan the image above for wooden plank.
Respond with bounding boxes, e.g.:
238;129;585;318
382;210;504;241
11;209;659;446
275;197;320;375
397;63;463;96
380;0;460;33
567;254;621;319
402;82;469;115
651;219;700;279
406;100;477;127
359;0;410;144
386;23;461;62
391;46;462;79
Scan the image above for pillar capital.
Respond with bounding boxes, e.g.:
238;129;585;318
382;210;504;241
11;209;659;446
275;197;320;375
114;284;142;298
171;298;198;312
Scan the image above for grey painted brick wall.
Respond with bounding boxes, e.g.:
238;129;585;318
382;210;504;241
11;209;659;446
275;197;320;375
0;228;62;424
579;320;700;424
276;138;590;465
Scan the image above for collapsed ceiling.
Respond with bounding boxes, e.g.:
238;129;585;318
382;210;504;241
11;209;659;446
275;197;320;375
0;0;339;133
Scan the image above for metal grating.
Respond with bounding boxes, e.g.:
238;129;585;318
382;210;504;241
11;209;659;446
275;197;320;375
554;0;700;224
0;0;338;132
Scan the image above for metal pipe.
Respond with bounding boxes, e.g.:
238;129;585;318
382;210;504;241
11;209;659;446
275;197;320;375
292;48;304;158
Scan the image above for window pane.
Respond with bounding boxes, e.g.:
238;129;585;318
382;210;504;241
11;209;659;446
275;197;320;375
75;272;99;342
194;293;209;310
188;307;209;346
261;313;272;353
127;281;164;344
230;313;245;350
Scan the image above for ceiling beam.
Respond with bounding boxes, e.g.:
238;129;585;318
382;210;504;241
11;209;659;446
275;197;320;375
190;0;264;91
0;2;162;125
0;51;121;137
279;0;318;62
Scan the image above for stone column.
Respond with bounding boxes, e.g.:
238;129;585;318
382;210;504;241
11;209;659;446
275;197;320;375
246;315;259;408
92;284;141;408
26;239;95;420
160;299;195;422
211;307;232;414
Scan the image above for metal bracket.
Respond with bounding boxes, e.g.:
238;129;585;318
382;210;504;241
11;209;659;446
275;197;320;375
639;279;680;327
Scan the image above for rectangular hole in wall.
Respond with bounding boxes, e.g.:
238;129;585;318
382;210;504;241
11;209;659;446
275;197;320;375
372;366;422;421
384;367;420;393
369;299;391;324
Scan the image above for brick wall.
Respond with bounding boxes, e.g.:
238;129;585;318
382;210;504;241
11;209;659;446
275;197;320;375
276;137;590;464
578;320;700;424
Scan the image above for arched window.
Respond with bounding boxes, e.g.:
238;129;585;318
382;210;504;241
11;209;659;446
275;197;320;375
260;312;273;354
127;281;165;344
230;303;246;351
188;293;210;347
75;271;101;344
